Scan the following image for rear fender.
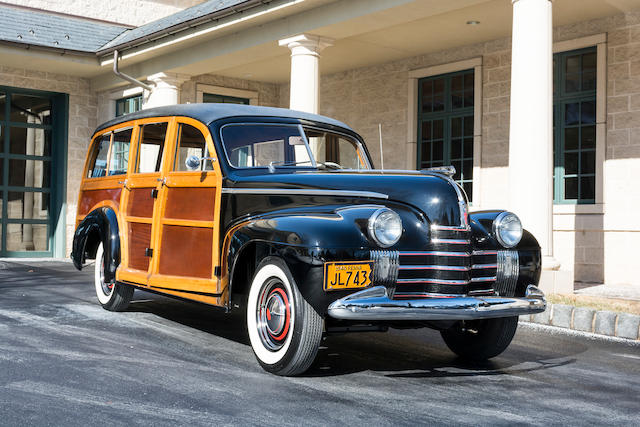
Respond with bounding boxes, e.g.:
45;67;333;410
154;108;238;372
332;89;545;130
71;207;121;283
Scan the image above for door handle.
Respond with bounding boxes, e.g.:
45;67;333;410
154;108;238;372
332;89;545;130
118;180;130;190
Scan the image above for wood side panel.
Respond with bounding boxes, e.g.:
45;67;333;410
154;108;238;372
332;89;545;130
128;222;152;271
78;188;122;217
158;225;213;278
127;188;155;218
164;187;216;221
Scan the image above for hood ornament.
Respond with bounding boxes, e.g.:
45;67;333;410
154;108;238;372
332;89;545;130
422;165;456;177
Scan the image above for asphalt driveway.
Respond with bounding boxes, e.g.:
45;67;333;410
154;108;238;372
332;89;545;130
0;260;638;426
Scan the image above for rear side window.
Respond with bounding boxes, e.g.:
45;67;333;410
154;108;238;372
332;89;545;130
88;133;111;178
108;127;132;176
136;122;168;173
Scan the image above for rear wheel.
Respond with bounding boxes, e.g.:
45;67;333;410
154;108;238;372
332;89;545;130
246;257;323;376
94;242;133;312
440;316;518;361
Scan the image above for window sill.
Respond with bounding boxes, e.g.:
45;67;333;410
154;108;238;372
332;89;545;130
553;203;604;215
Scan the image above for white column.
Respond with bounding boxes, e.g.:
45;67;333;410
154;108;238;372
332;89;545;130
279;34;333;114
143;72;191;109
508;0;559;270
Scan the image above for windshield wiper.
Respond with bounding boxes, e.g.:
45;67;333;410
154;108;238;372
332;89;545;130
268;160;314;172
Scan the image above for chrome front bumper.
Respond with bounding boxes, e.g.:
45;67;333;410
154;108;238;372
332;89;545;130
327;285;546;321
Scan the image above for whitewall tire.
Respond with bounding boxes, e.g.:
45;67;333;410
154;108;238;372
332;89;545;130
246;257;323;376
94;242;134;312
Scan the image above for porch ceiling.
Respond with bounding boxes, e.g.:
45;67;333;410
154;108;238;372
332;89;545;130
211;0;640;83
89;0;640;90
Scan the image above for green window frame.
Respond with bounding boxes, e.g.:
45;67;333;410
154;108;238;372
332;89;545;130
417;69;474;201
202;93;250;105
115;94;142;117
553;47;597;204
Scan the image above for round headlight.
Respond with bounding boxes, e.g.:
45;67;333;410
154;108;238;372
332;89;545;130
368;208;403;248
493;211;523;248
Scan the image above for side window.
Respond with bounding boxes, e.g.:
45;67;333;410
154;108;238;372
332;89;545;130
108;127;132;176
88;133;111;178
305;129;366;170
174;123;213;171
136;122;167;173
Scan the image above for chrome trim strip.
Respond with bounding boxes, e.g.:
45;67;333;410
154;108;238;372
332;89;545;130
393;292;463;298
467;289;495;296
398;265;470;271
397;278;468;285
471;264;498;269
327;285;546;321
471;276;497;282
399;251;470;257
496;250;519;296
431;238;470;245
472;250;498;256
430;224;469;231
221;188;388;199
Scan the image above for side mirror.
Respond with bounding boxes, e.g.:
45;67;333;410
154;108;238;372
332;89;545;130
185;155;200;171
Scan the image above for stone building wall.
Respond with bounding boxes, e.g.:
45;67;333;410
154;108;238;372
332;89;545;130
0;65;97;255
3;0;205;26
180;74;280;107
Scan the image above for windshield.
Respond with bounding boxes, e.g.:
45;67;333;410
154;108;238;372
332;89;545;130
220;123;370;170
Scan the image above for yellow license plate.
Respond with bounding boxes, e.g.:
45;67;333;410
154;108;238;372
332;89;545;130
324;261;373;291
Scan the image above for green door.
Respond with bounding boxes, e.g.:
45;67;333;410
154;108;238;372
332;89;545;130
0;86;68;257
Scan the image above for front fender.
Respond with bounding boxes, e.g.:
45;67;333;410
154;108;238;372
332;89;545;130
71;207;121;283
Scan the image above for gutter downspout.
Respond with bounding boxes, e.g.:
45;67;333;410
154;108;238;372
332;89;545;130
112;49;153;91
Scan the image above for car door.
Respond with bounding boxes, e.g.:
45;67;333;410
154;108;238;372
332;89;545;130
146;118;223;305
117;118;171;286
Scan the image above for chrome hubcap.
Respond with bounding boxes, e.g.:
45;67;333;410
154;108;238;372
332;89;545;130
257;278;291;351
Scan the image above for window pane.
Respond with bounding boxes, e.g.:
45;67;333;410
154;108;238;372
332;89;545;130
432;140;443;161
565;73;580;93
88;134;110;178
582;71;596;91
580;176;595;200
463;116;473;136
463;182;472;200
433;78;445;112
581;100;596;124
421;80;433;113
137;123;167;173
451;117;462;138
464;138;473;158
420;142;431;163
565;177;578;199
433;120;443;140
566;55;580;74
174;123;213;171
565;103;579;125
581;151;595;175
583;52;596;71
565;127;579;150
10;93;51;125
8;159;50;188
564;152;578;175
202;93;250;105
6;221;49;251
108;128;132;176
462;159;473;180
0;92;5;121
9;127;51;157
582;125;595;149
116;95;142;117
421;121;431;141
7;191;49;220
451;139;461;159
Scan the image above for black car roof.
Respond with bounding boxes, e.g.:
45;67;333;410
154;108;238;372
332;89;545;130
94;103;352;135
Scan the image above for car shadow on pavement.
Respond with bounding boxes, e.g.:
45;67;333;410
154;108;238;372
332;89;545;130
124;292;581;379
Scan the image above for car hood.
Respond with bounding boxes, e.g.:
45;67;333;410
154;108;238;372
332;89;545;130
224;170;467;227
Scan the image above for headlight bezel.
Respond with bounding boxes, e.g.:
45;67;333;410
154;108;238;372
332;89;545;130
367;208;403;248
492;211;523;248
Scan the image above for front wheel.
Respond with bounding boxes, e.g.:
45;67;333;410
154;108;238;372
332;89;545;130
246;257;323;376
440;316;518;361
94;242;133;312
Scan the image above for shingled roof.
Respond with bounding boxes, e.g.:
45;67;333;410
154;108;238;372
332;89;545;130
0;0;260;55
0;4;129;53
98;0;254;53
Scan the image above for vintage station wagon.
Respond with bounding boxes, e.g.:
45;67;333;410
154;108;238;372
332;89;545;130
72;104;546;376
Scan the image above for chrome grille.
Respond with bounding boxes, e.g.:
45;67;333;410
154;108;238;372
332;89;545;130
496;250;519;297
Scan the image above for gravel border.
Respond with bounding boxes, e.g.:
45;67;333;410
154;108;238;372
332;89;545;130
521;303;640;340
